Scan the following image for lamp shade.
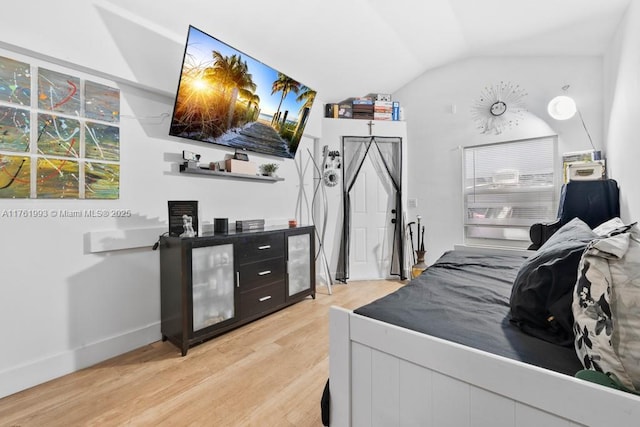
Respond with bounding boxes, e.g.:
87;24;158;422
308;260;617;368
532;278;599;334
547;95;577;120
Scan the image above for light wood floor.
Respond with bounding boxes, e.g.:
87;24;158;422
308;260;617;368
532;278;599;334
0;280;403;427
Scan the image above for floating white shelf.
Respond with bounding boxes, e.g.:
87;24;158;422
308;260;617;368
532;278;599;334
179;165;284;182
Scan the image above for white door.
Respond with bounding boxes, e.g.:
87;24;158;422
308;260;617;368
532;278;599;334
349;153;395;280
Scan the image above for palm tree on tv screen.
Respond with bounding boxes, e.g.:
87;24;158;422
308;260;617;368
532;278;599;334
292;85;316;142
204;51;257;130
271;73;300;127
242;92;260;122
296;85;316;114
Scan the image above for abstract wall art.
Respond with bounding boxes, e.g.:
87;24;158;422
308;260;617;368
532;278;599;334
0;53;120;199
0;106;30;152
36;157;79;199
0;154;30;198
85;162;119;200
0;56;31;106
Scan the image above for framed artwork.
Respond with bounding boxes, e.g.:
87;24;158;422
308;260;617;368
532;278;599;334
37;114;80;157
0;154;30;198
85;122;119;161
0;56;30;106
0;54;120;199
36;157;79;198
0;106;30;152
85;162;119;199
38;68;81;115
85;81;120;123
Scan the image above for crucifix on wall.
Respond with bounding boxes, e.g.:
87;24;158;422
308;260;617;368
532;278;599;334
367;120;375;136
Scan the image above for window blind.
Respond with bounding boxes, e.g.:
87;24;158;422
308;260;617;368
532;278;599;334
463;136;558;246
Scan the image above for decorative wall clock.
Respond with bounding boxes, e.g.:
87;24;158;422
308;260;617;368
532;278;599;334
471;81;527;135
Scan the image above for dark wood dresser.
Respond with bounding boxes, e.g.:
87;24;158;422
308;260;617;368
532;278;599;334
160;225;315;355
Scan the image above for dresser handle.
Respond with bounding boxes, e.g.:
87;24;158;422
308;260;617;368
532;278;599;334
258;245;271;250
258;270;271;276
259;295;272;302
236;272;240;288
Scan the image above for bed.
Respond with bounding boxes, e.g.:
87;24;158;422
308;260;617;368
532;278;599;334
328;245;640;426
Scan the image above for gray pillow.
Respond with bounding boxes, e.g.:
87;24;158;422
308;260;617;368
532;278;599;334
510;218;597;346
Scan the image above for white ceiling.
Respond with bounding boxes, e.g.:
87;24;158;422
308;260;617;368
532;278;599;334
101;0;630;101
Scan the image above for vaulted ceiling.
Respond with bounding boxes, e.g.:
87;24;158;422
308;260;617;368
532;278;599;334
101;0;630;101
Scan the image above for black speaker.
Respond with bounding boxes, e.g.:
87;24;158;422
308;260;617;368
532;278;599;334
214;218;228;233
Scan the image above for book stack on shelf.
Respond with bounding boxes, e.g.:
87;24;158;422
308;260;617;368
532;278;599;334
352;98;374;120
324;93;402;121
325;100;356;119
374;100;393;120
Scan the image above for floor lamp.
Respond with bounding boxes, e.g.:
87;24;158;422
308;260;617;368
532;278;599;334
547;85;597;153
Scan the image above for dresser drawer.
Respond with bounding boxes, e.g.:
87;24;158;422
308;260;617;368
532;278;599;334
240;283;285;319
236;233;284;263
238;257;285;292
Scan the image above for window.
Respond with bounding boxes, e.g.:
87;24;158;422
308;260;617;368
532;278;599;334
463;136;558;247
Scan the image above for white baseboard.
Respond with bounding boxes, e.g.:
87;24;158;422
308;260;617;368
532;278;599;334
0;322;160;399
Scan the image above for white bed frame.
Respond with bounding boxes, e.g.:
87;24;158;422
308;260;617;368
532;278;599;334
329;244;640;426
329;307;640;426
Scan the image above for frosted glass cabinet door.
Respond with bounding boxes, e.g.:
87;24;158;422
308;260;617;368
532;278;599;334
288;233;311;296
191;243;235;332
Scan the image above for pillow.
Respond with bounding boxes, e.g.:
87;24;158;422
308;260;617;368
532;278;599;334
510;218;598;346
592;217;626;236
573;223;640;391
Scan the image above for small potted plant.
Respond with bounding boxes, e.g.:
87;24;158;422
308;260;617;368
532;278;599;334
260;163;279;177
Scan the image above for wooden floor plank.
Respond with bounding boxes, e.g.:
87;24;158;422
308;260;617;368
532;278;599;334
0;280;403;426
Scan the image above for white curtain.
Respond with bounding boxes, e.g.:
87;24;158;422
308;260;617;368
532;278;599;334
337;136;404;281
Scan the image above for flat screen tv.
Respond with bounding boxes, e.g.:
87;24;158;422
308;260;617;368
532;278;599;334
170;26;316;159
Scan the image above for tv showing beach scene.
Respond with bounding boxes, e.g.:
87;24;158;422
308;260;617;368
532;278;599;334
169;26;316;159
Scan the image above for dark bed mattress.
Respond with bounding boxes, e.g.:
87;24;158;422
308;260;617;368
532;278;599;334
354;250;583;376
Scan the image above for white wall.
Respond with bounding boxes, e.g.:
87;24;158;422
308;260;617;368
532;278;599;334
604;1;640;222
394;57;604;264
0;3;322;398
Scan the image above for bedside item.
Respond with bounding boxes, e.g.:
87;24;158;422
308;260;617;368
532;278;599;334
567;161;605;181
214;218;229;233
168;200;198;237
179;215;196;238
562;150;603;183
225;159;257;175
365;93;391;102
182;150;201;170
288;219;297;228
260;163;279;177
411;250;427;278
233;149;250;161
236;219;265;231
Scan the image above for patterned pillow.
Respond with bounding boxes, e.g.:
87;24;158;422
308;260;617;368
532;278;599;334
592;217;625;236
572;222;640;391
